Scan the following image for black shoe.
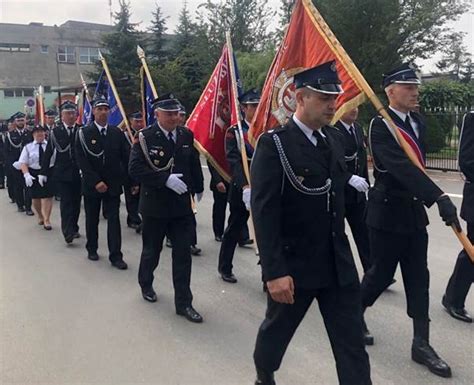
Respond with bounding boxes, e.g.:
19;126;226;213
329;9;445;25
17;206;25;212
73;233;81;239
111;260;128;270
43;224;52;231
255;367;276;385
214;235;223;242
238;238;254;247
176;306;203;323
25;209;34;216
262;282;267;293
0;184;4;189
442;295;472;323
412;339;452;378
190;245;201;256
362;319;374;346
65;235;74;244
135;224;142;234
142;288;157;303
128;222;140;230
55;196;61;201
88;252;99;261
10;198;16;204
165;238;172;248
220;272;238;283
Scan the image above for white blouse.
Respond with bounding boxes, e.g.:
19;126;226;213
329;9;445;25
18;140;55;170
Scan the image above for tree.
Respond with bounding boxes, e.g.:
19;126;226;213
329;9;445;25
92;0;142;112
148;2;169;65
310;0;469;90
236;51;275;91
197;0;275;59
436;32;473;82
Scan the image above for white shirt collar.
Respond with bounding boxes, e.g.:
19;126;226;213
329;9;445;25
34;139;46;145
94;121;108;132
292;115;325;138
339;120;354;133
158;124;176;140
389;106;411;122
63;121;75;129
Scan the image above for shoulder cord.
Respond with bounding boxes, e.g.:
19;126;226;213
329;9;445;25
272;133;331;196
78;128;104;158
138;131;174;172
368;118;387;173
7;132;22;149
50;129;70;153
458;113;468;182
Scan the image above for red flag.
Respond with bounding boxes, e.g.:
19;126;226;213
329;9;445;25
187;44;239;182
249;0;366;144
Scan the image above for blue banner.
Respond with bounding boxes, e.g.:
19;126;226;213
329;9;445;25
94;70;126;127
82;90;93;125
141;67;156;126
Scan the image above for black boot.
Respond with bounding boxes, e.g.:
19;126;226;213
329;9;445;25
361;308;374;346
411;319;452;378
255;367;275;385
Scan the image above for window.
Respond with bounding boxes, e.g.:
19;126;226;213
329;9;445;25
0;43;30;52
57;46;75;63
41;45;48;53
79;47;99;64
3;88;35;98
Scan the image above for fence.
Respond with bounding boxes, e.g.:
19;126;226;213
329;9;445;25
422;107;471;172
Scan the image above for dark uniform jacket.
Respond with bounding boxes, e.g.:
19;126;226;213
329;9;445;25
75;123;129;196
335;120;369;205
128;123;204;219
122;129;139;187
367;109;442;233
459;111;474;223
250;118;358;289
4;129;33;165
40;122;81;181
225;121;253;201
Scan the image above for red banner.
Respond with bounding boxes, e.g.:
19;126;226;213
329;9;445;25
249;0;366;144
187;44;239;182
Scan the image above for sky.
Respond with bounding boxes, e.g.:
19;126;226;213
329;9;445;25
0;0;472;72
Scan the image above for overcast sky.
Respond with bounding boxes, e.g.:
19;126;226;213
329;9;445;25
0;0;472;72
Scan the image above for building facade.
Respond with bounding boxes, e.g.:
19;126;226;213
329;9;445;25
0;20;113;120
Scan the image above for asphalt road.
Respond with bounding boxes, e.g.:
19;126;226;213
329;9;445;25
0;169;472;385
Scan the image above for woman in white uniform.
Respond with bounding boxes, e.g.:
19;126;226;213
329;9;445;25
18;125;55;230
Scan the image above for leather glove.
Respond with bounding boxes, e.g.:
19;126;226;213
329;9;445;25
242;187;251;211
165;173;188;195
348;175;369;192
196;192;203;202
436;195;461;232
24;173;35;187
38;175;48;187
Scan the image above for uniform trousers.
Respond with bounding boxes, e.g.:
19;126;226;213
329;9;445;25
345;199;372;272
0;162;5;186
254;283;372;385
138;214;194;310
123;183;141;226
13;168;31;210
5;164;15;200
361;227;429;319
57;177;82;240
84;193;123;262
212;189;250;240
445;222;474;308
217;190;249;275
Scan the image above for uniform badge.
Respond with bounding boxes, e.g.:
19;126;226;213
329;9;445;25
296;176;305;183
91;139;97;144
154;160;160;166
159;151;164;157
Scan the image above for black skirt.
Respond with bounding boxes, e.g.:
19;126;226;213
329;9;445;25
28;168;54;199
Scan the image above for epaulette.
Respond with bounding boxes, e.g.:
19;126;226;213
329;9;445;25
267;125;286;135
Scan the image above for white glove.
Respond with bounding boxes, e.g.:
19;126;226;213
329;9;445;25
24;173;35;187
165;173;188;195
38;175;48;187
348;175;369;192
196;192;203;202
242;187;251;211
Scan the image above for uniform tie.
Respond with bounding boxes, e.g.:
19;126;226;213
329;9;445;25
100;127;106;137
38;142;44;164
313;130;328;150
350;125;358;145
168;131;175;151
404;115;418;139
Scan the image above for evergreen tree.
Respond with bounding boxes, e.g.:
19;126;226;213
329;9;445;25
92;0;142;112
148;2;169;65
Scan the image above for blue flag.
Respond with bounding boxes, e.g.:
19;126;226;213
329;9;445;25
82;90;93;125
140;67;156;126
233;52;243;98
94;70;126;127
